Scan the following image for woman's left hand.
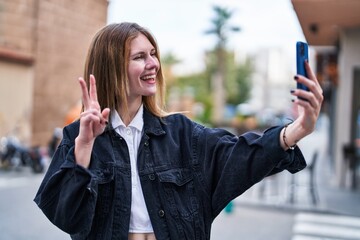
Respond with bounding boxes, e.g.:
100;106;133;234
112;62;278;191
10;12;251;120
281;61;324;149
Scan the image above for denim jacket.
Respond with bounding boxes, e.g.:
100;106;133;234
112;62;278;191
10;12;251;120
34;108;306;240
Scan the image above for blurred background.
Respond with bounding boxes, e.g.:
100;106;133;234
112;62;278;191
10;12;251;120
0;0;359;239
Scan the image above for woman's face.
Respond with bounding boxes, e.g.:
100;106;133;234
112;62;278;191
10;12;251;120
127;33;159;102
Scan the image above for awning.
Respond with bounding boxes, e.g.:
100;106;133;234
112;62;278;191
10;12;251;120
291;0;360;46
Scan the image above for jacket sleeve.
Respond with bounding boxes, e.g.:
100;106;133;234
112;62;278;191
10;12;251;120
192;125;306;218
33;125;98;236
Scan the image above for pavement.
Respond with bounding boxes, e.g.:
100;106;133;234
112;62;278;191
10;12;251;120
233;114;360;218
235;153;360;218
218;113;360;240
1;114;359;240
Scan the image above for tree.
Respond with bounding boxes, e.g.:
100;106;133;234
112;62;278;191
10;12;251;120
166;48;252;125
204;49;252;108
205;5;240;125
161;52;181;87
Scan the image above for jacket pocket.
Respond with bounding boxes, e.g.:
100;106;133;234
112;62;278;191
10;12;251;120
157;168;199;218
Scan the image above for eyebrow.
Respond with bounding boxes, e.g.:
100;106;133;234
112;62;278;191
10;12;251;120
130;48;156;57
129;51;144;58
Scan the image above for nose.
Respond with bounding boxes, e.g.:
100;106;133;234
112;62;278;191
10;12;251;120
145;55;159;69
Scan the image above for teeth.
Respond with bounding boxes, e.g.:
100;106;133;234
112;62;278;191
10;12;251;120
141;75;156;80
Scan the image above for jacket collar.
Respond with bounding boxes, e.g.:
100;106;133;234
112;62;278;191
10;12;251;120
110;105;144;132
143;107;166;136
104;106;166;136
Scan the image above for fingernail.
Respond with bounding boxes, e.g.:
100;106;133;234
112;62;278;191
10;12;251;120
290;89;295;94
291;99;295;103
294;75;299;80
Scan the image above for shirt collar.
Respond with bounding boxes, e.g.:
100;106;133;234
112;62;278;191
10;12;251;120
111;104;144;132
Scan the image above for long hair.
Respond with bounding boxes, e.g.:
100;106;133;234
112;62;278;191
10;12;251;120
83;22;168;119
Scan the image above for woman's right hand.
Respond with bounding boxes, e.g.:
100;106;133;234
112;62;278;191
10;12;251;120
75;75;110;168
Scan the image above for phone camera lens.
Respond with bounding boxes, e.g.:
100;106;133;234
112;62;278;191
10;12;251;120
300;44;304;56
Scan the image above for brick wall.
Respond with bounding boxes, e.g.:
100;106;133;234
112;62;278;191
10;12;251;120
0;0;36;141
0;0;108;145
0;0;36;57
32;0;108;145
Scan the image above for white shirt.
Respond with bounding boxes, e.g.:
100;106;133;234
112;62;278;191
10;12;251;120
111;105;153;233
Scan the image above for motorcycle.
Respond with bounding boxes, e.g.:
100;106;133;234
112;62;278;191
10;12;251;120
0;136;45;173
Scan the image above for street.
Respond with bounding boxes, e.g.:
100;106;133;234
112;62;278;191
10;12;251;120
0;167;296;240
211;205;294;240
1;161;360;240
0;168;68;240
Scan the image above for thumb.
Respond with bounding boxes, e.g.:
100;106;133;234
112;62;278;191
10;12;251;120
102;108;111;123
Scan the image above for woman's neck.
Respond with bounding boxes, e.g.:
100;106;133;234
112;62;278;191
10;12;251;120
118;98;142;126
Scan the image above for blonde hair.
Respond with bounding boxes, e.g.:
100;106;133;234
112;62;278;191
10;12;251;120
83;22;168;119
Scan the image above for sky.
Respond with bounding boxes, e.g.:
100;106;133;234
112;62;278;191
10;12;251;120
107;0;306;75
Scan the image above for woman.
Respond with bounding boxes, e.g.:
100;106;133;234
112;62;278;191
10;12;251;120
34;22;323;240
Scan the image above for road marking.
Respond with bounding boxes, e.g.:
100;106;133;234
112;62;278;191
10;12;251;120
295;212;360;228
0;175;42;190
292;212;360;240
292;235;345;240
0;177;30;189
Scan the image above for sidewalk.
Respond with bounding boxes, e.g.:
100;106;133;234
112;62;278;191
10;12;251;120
235;114;360;217
235;160;360;217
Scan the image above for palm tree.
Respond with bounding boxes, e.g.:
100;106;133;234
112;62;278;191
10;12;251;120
205;5;240;125
161;52;181;87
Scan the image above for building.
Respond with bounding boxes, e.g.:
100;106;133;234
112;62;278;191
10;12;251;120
292;0;360;189
248;48;295;115
0;0;108;145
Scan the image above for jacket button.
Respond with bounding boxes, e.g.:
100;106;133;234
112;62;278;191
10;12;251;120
158;209;165;217
144;141;149;146
149;174;155;180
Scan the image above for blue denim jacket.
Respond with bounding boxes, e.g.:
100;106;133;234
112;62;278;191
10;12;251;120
34;109;306;240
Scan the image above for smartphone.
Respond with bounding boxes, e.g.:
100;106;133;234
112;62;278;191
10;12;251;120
296;41;309;91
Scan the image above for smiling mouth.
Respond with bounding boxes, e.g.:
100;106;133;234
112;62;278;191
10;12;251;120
140;74;156;82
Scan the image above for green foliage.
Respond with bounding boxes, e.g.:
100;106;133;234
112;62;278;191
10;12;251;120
226;57;253;105
170;72;214;124
165;5;252;124
205;5;240;48
161;52;180;65
167;50;253;123
204;49;253;105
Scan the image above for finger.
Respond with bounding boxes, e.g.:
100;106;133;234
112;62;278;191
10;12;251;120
81;108;110;126
292;99;318;123
80;109;106;128
304;62;324;102
80;112;100;126
295;75;323;103
305;61;320;87
307;79;323;104
80;109;103;119
89;74;98;102
291;85;322;114
102;108;111;124
79;77;90;110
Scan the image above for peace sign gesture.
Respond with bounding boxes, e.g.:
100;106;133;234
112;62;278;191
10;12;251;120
75;75;110;168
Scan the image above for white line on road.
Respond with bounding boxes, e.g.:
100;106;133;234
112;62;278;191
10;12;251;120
292;234;346;240
0;176;42;190
293;222;360;239
293;212;360;240
295;212;360;228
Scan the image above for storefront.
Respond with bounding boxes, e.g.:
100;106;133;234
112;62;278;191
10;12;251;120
292;0;360;189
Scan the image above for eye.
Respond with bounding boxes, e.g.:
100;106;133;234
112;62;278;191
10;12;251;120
150;50;157;57
133;54;144;60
